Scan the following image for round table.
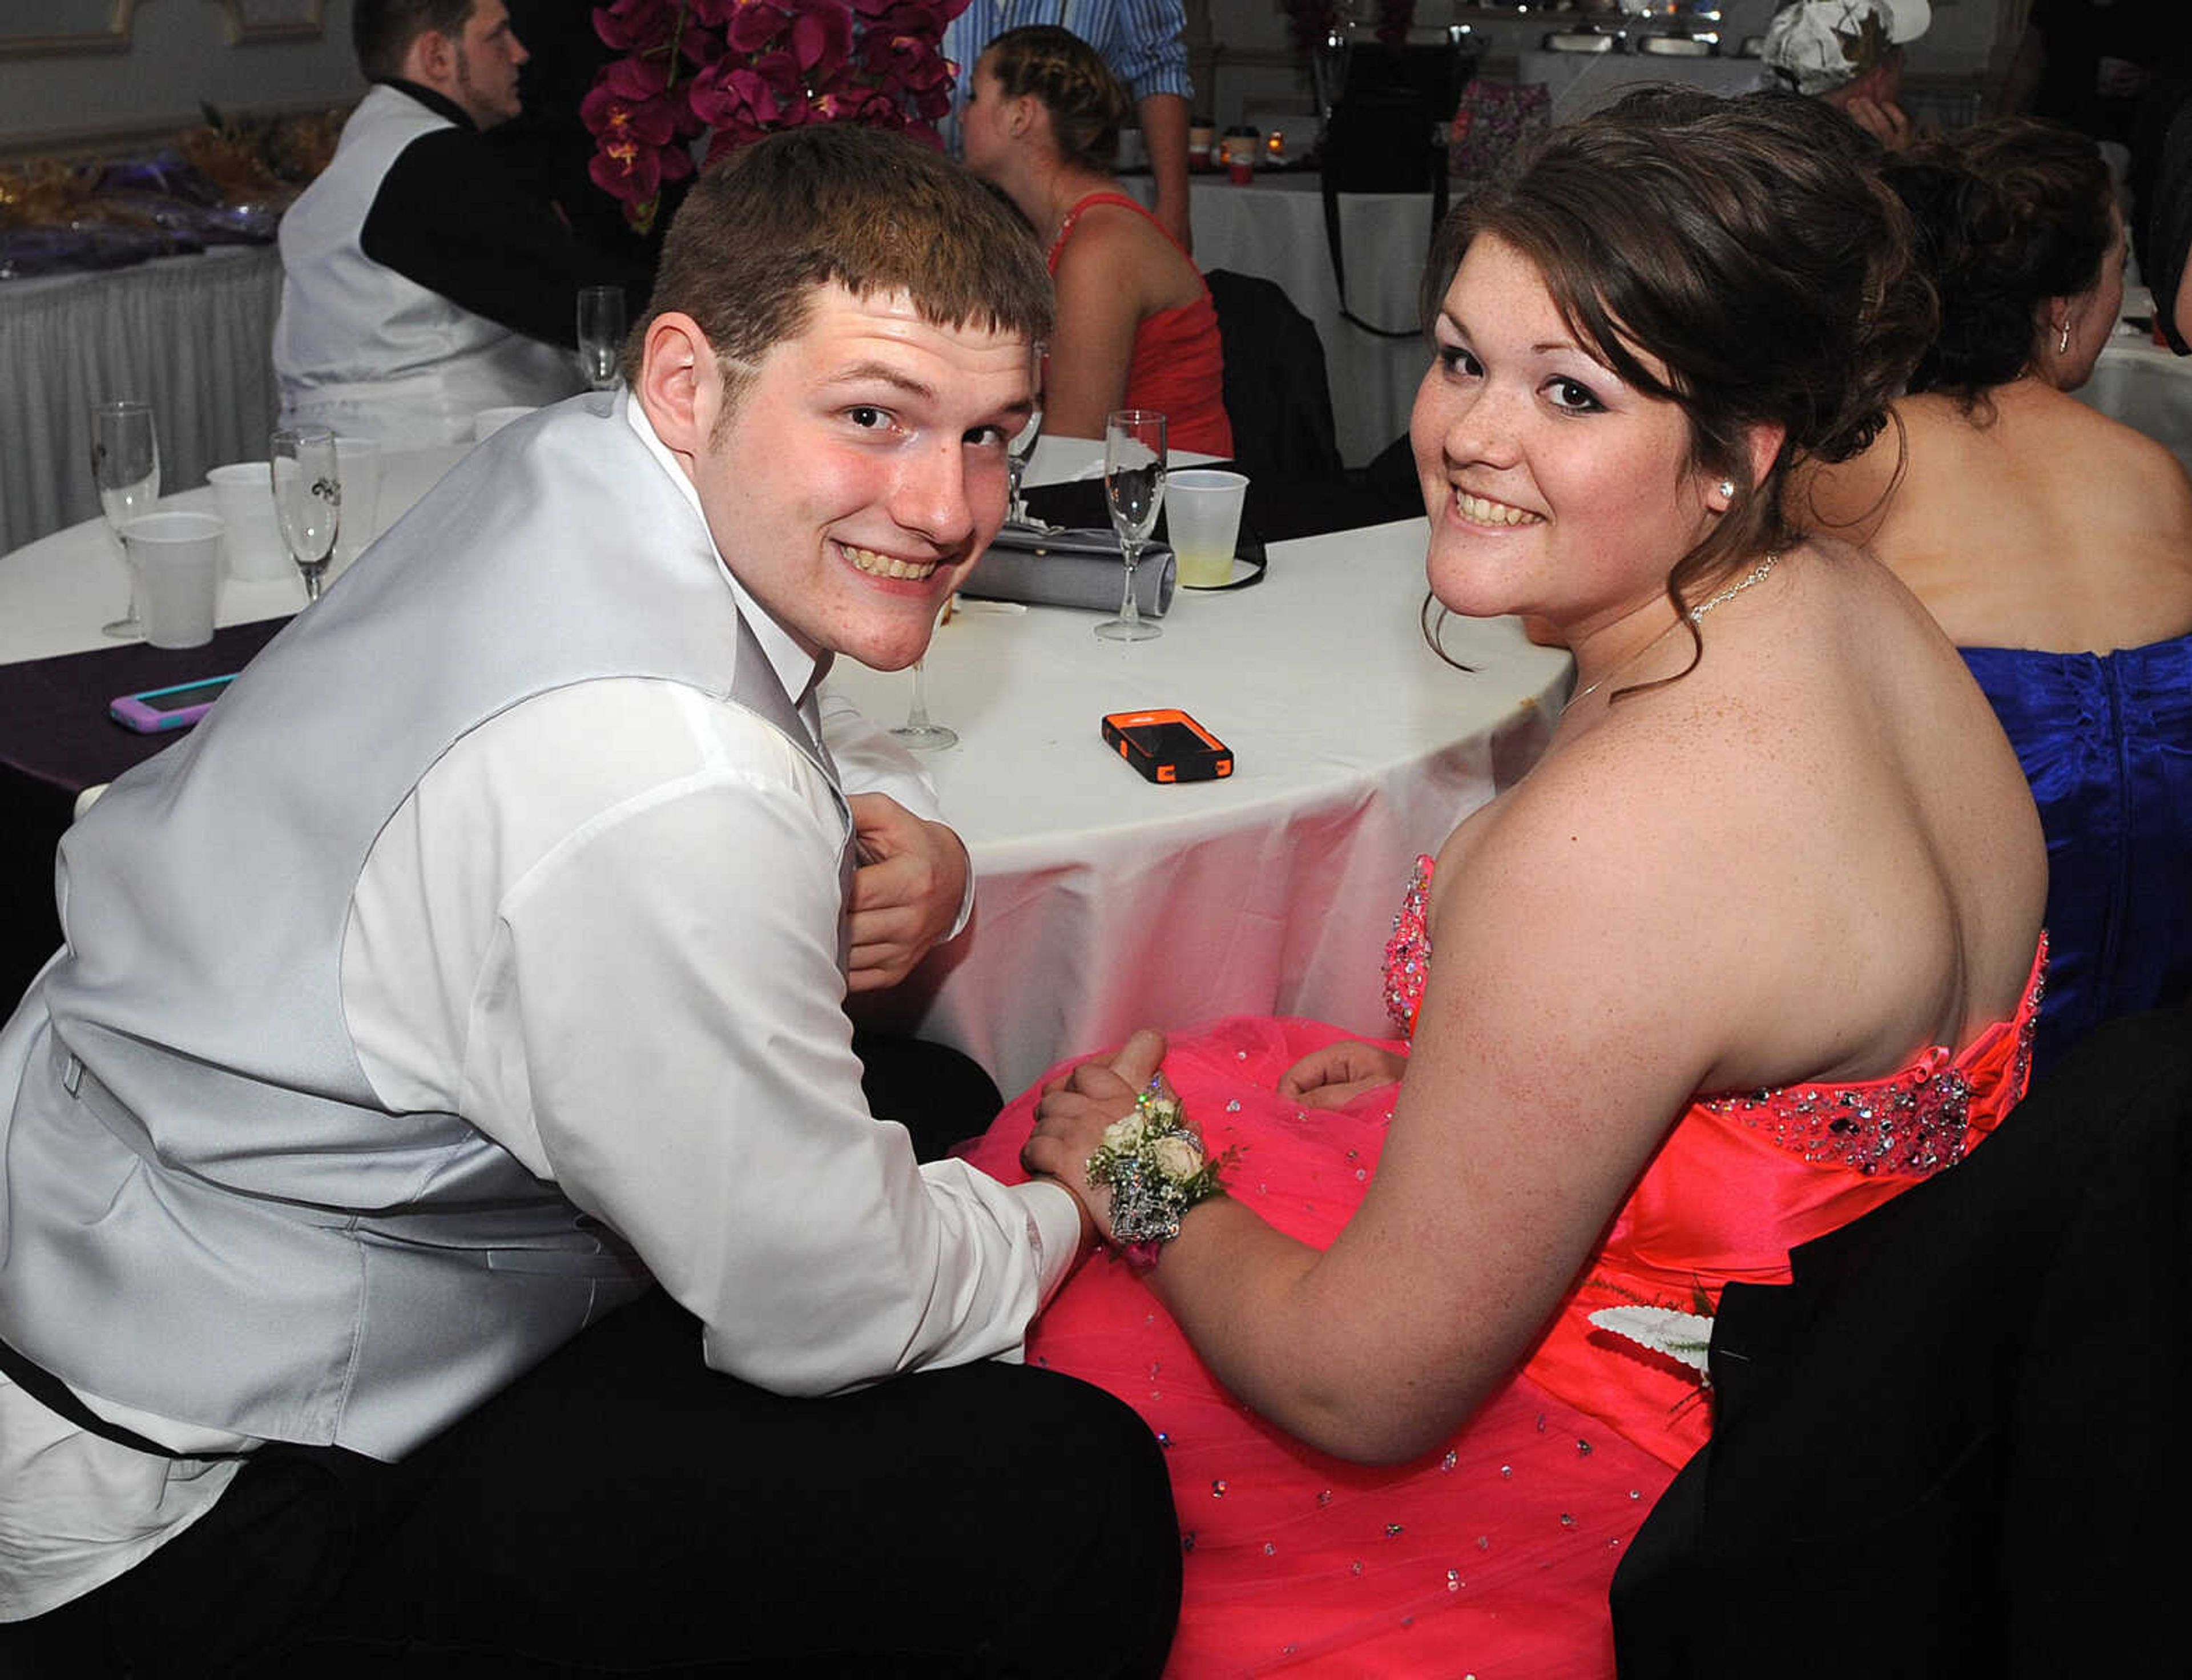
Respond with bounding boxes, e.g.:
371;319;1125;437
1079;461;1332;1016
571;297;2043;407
831;515;1570;1090
1127;174;1437;468
0;442;471;664
0;434;1572;1090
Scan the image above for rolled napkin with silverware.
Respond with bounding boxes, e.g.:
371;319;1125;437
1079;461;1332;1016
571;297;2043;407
964;525;1176;617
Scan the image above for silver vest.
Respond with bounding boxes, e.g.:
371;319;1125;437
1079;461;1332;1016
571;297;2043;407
0;395;848;1459
273;83;583;445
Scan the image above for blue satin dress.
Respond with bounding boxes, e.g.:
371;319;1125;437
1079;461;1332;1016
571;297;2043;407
1961;634;2192;1075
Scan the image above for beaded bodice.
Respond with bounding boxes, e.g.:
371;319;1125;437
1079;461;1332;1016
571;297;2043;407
1379;855;2046;1469
1377;855;2046;1178
1381;854;1434;1037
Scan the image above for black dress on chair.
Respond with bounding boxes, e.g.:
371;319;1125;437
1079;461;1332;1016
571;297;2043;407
1610;997;2192;1678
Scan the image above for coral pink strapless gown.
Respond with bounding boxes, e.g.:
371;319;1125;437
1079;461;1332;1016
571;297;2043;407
965;859;2044;1677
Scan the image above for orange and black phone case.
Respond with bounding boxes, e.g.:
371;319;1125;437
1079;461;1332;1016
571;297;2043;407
1101;708;1234;784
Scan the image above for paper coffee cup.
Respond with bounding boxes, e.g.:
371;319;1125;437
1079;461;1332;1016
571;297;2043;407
206;462;289;582
331;436;382;575
123;511;224;648
1163;469;1250;588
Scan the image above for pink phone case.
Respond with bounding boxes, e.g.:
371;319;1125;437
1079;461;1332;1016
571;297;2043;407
109;675;236;734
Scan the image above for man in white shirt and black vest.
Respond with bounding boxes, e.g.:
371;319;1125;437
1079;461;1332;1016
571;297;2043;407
273;0;655;443
0;124;1178;1677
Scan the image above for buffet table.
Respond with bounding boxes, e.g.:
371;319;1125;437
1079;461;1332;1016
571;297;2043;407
0;244;285;555
0;432;1572;1086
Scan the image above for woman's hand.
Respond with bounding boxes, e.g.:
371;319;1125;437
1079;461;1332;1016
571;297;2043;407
1276;1040;1408;1109
1023;1028;1167;1245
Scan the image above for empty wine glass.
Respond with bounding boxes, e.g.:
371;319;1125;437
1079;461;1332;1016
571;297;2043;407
91;399;160;638
270;426;342;603
1005;341;1046;526
891;603;957;751
1097;409;1167;643
577;284;626;391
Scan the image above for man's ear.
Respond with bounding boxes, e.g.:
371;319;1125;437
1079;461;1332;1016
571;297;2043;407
405;27;457;90
636;311;723;466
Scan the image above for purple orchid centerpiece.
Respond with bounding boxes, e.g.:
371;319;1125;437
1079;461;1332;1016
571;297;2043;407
584;0;968;235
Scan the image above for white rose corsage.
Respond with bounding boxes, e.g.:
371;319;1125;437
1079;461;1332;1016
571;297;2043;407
1084;1081;1230;1266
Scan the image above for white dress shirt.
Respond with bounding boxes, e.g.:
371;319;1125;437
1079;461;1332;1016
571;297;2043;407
0;402;1076;1622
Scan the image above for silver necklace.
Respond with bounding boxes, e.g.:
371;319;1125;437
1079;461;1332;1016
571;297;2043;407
1569;551;1780;708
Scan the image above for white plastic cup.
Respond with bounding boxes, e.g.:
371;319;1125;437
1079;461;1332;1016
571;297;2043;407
331;436;382;575
1164;469;1250;588
122;511;224;648
473;405;536;443
205;462;289;581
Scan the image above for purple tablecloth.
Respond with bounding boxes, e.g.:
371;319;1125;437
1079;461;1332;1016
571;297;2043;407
0;618;287;1001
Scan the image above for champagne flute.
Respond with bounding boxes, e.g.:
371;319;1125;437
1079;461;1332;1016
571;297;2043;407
576;284;626;391
891;602;958;751
1097;409;1167;643
91;399;160;638
270;426;342;603
1005;341;1046;527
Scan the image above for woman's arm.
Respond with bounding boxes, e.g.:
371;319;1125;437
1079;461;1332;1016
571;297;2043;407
1030;740;1778;1462
1043;208;1154;440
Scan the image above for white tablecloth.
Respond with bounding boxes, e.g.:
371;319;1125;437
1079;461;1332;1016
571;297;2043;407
1134;174;1438;468
1;433;1572;1093
2081;330;2192;478
0;245;284;556
0;442;470;664
833;518;1569;1091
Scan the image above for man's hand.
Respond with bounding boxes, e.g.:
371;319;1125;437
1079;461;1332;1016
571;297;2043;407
1842;95;1914;151
845;793;970;993
1024;1029;1168;1244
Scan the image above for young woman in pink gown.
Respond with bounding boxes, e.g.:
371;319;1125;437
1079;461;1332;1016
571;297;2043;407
965;90;2050;1676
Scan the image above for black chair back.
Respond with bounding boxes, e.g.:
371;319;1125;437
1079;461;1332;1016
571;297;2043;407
1204;269;1343;488
1612;996;2192;1678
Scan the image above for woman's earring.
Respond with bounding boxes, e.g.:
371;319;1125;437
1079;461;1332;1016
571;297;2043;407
2058;320;2072;355
1716;478;1735;503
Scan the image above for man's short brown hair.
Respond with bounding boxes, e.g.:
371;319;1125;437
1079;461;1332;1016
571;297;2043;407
625;124;1054;405
353;0;473;81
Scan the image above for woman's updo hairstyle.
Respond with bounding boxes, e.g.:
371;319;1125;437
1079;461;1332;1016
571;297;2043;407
982;25;1131;175
1421;88;1933;642
1884;118;2114;402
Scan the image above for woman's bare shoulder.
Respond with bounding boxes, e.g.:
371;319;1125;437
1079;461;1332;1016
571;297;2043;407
1054;198;1198;304
2061;399;2192;515
1055;198;1164;263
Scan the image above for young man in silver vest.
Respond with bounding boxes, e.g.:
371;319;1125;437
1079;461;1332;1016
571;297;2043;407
274;0;655;444
0;126;1178;1677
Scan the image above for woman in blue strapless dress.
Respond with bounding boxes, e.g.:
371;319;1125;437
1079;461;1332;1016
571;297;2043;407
1803;118;2192;1074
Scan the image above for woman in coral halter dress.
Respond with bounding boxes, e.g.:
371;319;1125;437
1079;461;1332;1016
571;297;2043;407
961;25;1233;455
965;91;2049;1677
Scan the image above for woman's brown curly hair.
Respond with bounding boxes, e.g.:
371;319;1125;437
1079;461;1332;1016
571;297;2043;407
1419;88;1936;691
980;25;1131;175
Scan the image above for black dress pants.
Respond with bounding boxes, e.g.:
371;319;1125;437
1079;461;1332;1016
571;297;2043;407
6;1290;1180;1678
4;1041;1176;1677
